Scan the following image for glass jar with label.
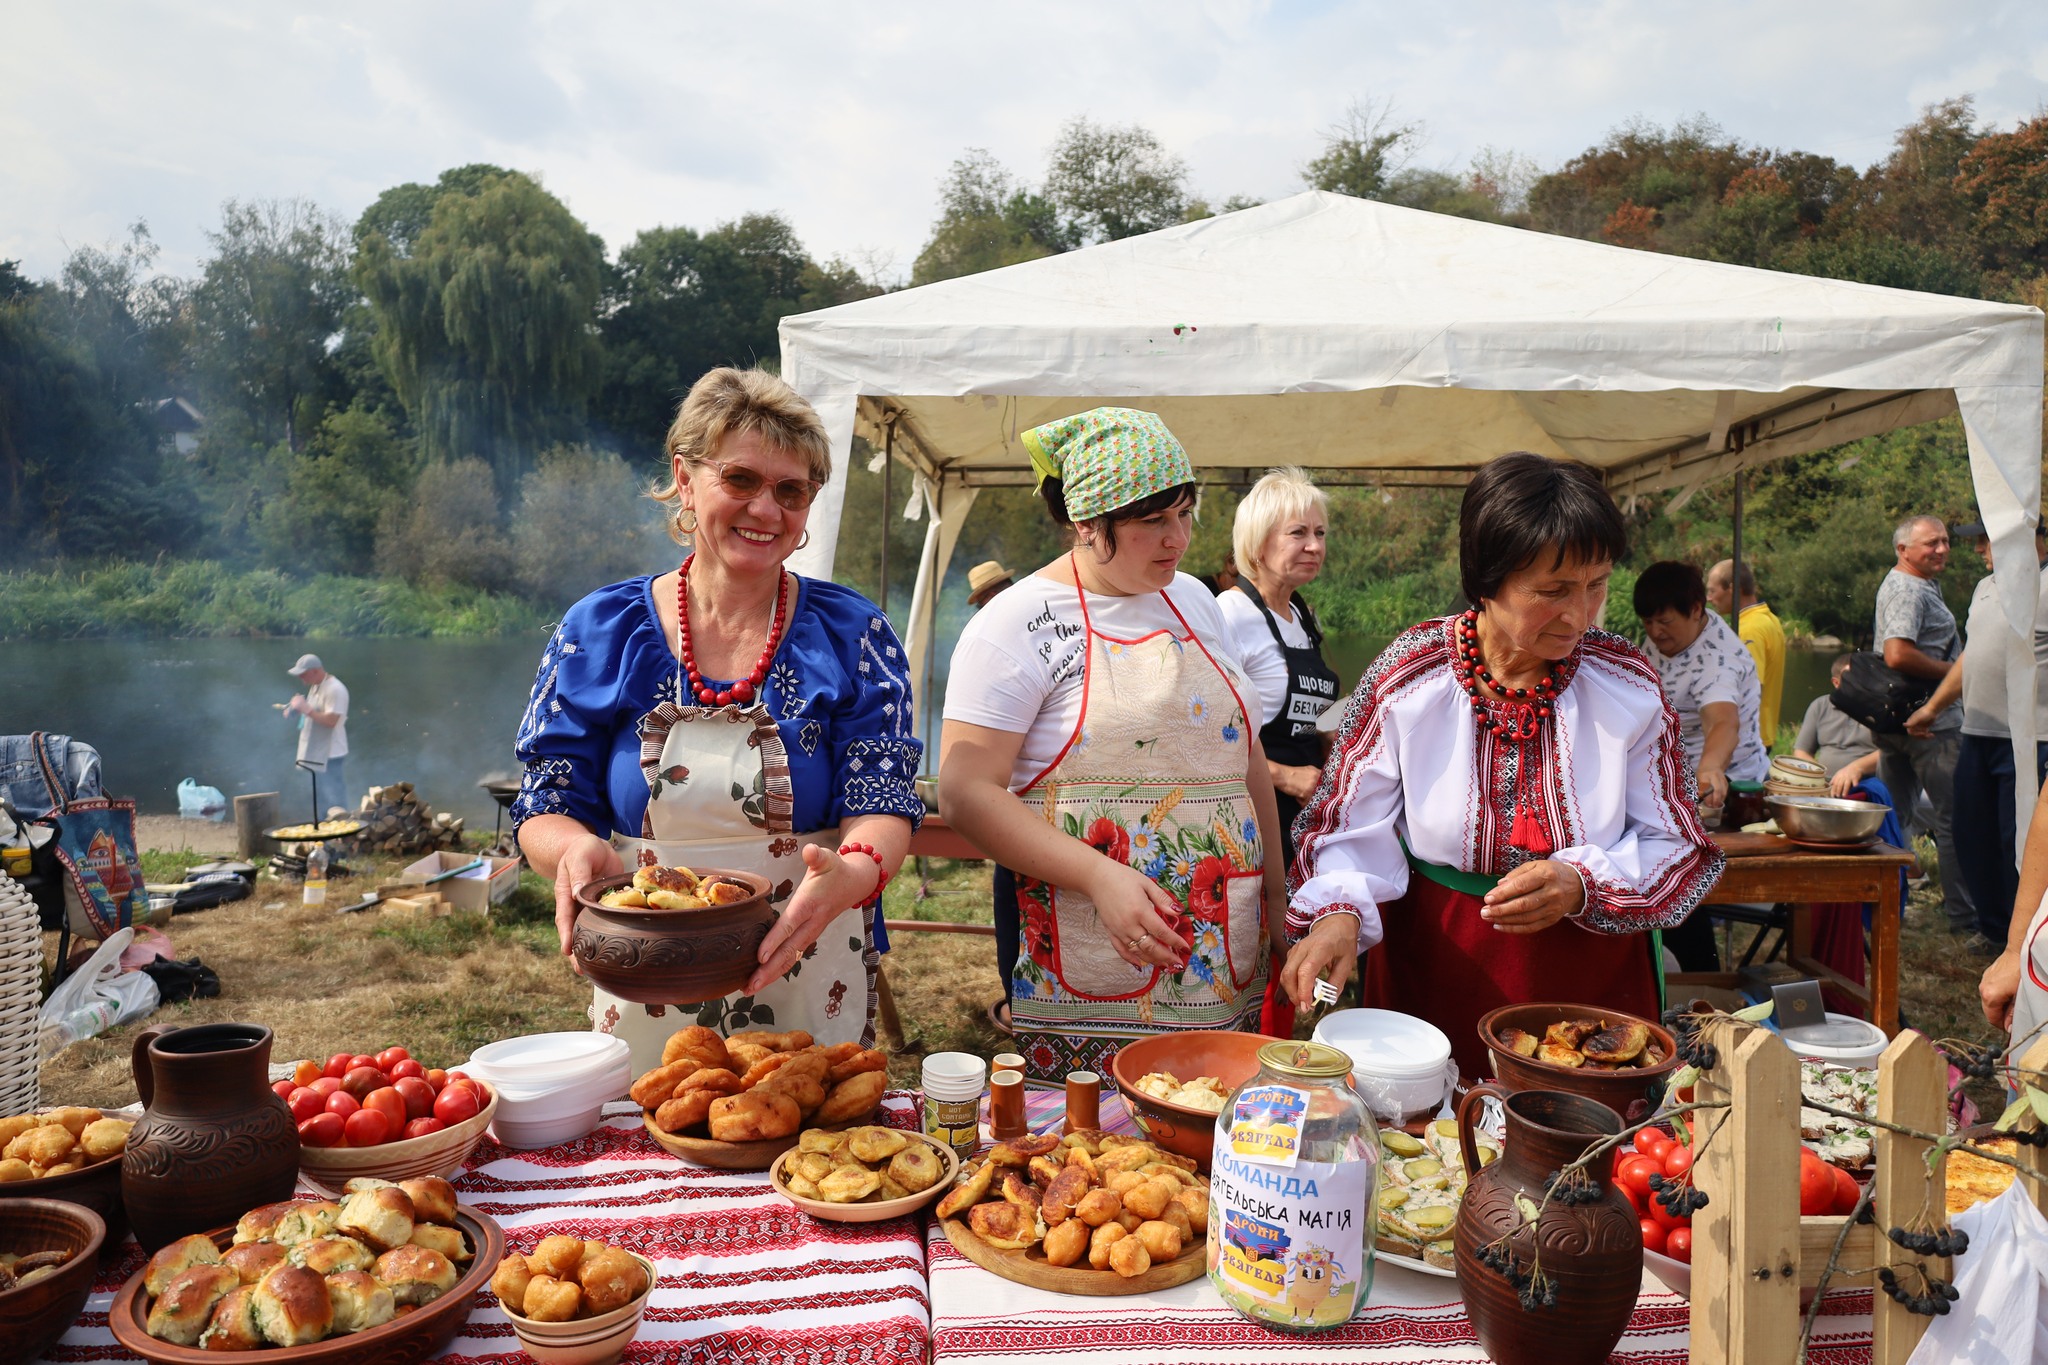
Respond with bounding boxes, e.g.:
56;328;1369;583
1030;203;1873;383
1206;1041;1378;1331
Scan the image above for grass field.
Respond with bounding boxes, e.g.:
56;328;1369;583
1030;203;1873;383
36;841;2006;1114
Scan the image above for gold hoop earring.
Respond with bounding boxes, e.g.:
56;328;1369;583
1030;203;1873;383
677;509;698;535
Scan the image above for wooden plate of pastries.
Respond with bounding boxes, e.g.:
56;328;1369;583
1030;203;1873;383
937;1129;1212;1296
107;1177;505;1365
634;1025;891;1171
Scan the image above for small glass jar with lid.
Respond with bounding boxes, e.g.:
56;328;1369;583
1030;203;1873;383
1205;1041;1378;1331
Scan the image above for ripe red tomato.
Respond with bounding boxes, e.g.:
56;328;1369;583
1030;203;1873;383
1830;1164;1861;1217
298;1112;346;1147
1619;1155;1662;1205
1798;1152;1835;1217
376;1046;411;1071
324;1090;360;1119
271;1079;297;1101
1665;1227;1692;1263
348;1054;377;1073
389;1059;426;1082
324;1053;354;1079
393;1077;436;1120
310;1076;343;1097
1662;1145;1695;1181
287;1088;325;1123
425;1068;449;1092
363;1087;408;1136
343;1108;391;1147
403;1117;446;1140
1639;1216;1668;1256
293;1059;324;1088
432;1085;480;1126
341;1066;388;1101
1635;1128;1673;1161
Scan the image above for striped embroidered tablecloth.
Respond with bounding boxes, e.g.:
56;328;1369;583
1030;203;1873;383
41;1096;931;1365
932;1090;1878;1364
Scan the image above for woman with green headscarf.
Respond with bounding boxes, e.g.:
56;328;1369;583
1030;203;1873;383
939;408;1288;1084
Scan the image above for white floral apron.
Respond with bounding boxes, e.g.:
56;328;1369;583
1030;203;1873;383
1009;566;1269;1085
593;692;873;1078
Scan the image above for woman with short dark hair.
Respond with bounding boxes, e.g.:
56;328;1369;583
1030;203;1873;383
940;408;1287;1082
1281;452;1723;1079
1633;560;1769;810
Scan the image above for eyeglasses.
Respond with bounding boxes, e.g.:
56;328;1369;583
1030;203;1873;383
698;459;820;511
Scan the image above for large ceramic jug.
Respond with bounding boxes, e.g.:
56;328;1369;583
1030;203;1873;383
1452;1085;1641;1365
121;1022;300;1251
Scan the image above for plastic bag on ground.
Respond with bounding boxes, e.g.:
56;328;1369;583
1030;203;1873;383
1904;1181;2048;1365
36;928;161;1062
177;778;229;821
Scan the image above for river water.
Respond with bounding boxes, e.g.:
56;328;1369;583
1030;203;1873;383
0;631;1835;828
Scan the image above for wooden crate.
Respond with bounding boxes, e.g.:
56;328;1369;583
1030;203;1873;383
1689;1028;2048;1365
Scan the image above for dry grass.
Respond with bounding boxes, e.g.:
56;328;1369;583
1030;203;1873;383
36;842;2010;1114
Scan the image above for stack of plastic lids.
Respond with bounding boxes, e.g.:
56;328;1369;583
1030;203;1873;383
464;1032;632;1150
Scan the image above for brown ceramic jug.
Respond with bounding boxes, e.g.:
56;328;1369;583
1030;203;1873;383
1452;1085;1641;1365
121;1023;300;1251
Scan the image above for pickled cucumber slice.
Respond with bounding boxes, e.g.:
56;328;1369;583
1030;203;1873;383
1380;1131;1426;1157
1408;1205;1456;1231
1474;1144;1500;1167
1378;1187;1410;1210
1403;1158;1444;1181
1430;1119;1460;1142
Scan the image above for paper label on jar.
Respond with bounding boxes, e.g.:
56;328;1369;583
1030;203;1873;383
1227;1083;1308;1167
1207;1150;1372;1329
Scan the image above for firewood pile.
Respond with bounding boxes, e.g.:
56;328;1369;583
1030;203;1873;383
342;783;465;857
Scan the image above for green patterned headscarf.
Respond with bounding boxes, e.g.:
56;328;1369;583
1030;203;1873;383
1020;407;1194;522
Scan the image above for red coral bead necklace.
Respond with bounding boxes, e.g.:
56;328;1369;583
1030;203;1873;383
676;552;787;706
1452;609;1559;741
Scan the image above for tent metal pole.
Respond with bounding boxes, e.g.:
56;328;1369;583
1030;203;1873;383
880;419;894;623
1730;470;1744;625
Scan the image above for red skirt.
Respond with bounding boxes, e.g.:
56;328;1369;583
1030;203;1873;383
1361;872;1661;1082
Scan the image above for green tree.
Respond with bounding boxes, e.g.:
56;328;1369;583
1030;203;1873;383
254;403;417;575
910;151;1070;285
373;456;515;591
190;198;351;450
1303;99;1422;200
353;168;604;493
510;444;672;607
1956;114;2048;279
1043;117;1191;243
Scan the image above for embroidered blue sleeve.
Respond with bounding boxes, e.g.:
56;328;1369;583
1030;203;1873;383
511;622;617;836
828;610;925;829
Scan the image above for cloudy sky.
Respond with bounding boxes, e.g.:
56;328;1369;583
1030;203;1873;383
5;1;2046;283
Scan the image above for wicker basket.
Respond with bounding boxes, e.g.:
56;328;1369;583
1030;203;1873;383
0;871;43;1117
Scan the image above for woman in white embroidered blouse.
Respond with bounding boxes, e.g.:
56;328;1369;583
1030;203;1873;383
1279;453;1724;1079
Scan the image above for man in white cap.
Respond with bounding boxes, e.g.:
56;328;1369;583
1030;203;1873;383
284;653;351;814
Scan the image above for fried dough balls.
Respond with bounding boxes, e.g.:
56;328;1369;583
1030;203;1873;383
660;1025;732;1074
527;1236;586;1280
499;1240;649;1323
1073;1188;1123;1227
814;1071;888;1125
706;1091;801;1143
1134;1220;1183;1261
1108;1236;1151;1278
1087;1222;1127;1270
522;1275;583;1322
1042;1218;1090;1268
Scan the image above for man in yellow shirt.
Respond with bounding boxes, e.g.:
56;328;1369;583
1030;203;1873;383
1709;559;1786;745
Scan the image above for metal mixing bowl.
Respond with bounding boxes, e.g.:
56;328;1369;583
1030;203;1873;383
1766;795;1890;844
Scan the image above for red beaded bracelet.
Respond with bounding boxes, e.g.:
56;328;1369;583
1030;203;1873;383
837;842;891;901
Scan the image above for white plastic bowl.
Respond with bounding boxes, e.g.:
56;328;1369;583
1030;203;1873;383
469;1032;630;1085
1778;1012;1889;1068
1313;1008;1456;1125
468;1034;632;1150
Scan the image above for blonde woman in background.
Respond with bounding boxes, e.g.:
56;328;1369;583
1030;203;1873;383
1217;468;1341;868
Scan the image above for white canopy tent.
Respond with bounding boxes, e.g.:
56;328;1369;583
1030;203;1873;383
780;191;2044;825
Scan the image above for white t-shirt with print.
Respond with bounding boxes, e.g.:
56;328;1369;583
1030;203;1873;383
944;571;1260;792
1216;586;1313;729
1642;611;1767;784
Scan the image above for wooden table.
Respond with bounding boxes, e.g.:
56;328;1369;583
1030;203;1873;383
1674;834;1917;1037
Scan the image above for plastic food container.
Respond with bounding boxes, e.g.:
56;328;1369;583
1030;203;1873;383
1313;1008;1457;1126
1778;1013;1888;1068
466;1033;632;1150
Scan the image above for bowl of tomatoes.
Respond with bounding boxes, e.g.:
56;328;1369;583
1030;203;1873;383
1618;1120;1860;1301
276;1045;499;1195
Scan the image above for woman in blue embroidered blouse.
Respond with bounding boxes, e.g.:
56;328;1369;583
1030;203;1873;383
513;367;922;1071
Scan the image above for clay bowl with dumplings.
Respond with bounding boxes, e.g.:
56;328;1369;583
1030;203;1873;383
0;1106;137;1254
1111;1031;1287;1170
106;1203;505;1365
494;1240;658;1365
0;1197;106;1365
768;1127;959;1224
571;867;775;1005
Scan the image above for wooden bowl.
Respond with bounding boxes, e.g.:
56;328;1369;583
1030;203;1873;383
767;1133;957;1223
502;1251;656;1364
640;1102;885;1172
570;870;775;1005
0;1197;105;1365
1110;1031;1287;1170
107;1205;505;1365
0;1152;128;1255
296;1083;499;1196
1476;1003;1680;1118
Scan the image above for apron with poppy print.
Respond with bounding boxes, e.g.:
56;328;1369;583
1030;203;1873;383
1009;567;1269;1086
592;696;872;1079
